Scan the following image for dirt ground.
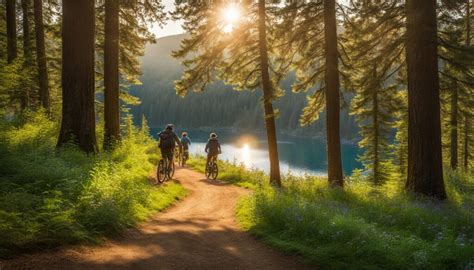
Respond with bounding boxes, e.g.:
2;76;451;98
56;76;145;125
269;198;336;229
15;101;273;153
1;168;314;270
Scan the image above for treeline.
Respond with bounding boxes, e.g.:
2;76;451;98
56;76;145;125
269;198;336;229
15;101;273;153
0;0;164;151
1;0;472;200
131;42;359;139
172;0;473;198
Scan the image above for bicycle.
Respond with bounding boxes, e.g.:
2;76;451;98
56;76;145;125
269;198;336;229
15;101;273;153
174;146;182;166
157;156;175;184
181;148;189;166
205;155;219;180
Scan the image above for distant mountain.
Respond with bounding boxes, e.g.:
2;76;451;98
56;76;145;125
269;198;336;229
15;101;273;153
130;34;359;140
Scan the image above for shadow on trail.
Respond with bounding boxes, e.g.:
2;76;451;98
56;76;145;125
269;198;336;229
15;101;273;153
198;178;232;187
3;219;288;270
1;168;314;270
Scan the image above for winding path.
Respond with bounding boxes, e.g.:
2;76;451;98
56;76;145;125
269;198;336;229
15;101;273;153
1;168;314;270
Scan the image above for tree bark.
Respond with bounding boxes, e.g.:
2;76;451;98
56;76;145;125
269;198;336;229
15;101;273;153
103;0;120;149
21;0;31;110
6;0;17;63
257;0;281;186
33;0;50;112
450;83;458;169
57;0;97;153
372;67;379;184
324;0;343;187
463;0;471;170
405;0;446;199
21;0;31;62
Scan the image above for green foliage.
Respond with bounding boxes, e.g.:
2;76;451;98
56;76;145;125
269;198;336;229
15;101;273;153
0;112;186;258
172;1;285;99
132;35;359;139
187;155;265;190
234;167;474;269
341;0;406;184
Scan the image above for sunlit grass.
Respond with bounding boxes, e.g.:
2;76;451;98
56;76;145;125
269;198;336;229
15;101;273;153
190;156;474;269
0;112;186;258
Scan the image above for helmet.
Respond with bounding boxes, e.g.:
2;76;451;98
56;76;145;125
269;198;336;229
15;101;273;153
182;132;187;137
166;124;174;130
210;132;217;138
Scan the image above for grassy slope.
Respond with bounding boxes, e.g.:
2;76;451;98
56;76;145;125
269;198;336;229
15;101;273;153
189;156;474;269
0;113;186;258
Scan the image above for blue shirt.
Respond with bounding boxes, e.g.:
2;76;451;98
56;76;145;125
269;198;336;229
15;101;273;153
181;137;191;148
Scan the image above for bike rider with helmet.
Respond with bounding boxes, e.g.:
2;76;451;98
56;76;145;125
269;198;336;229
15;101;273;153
205;132;221;167
180;132;191;165
158;124;182;164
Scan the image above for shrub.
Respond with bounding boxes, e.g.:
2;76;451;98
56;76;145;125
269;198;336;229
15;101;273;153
201;159;474;269
0;112;186;258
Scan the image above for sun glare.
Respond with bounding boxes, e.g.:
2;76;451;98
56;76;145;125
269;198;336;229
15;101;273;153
242;143;251;168
221;4;241;33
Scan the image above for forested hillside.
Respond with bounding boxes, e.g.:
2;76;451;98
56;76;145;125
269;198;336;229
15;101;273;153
130;34;358;140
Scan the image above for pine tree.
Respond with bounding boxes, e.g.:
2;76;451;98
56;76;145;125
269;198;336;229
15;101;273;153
98;0;165;148
173;0;283;186
438;0;474;170
405;0;446;199
20;0;33;110
57;0;97;153
6;0;17;64
461;0;473;170
275;0;345;186
103;0;120;149
342;0;405;184
33;0;50;112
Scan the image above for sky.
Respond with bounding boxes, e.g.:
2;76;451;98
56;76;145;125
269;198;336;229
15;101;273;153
151;0;351;39
150;0;184;38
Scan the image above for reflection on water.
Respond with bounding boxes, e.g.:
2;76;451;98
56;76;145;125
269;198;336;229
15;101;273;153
151;128;361;176
242;144;251;168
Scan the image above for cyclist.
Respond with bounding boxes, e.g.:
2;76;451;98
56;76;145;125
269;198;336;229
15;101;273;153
205;132;221;168
158;124;182;166
180;132;191;166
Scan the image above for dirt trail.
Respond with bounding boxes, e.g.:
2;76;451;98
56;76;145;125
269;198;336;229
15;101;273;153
1;168;314;270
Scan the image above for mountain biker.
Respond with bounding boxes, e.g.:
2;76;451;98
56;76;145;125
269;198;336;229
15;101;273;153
158;124;182;164
180;132;191;165
205;132;221;168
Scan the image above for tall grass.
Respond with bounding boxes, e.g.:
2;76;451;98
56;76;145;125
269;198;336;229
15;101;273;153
188;157;474;269
0;112;186;258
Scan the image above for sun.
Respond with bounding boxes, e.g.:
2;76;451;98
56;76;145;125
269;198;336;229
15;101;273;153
221;4;241;33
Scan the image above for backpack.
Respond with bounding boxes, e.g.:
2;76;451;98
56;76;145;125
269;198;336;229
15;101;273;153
159;131;174;149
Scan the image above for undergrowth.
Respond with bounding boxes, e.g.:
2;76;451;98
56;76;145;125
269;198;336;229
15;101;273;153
189;156;474;269
0;112;186;258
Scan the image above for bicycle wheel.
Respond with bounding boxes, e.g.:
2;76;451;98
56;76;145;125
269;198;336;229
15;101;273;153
211;163;218;180
175;152;181;167
182;155;186;166
157;160;166;184
205;163;212;179
168;160;175;180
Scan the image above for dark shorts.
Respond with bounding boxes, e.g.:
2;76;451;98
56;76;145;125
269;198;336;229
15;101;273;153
182;149;189;159
161;148;174;161
207;153;218;161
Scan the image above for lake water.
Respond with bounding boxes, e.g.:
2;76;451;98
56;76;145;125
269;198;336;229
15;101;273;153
150;128;362;176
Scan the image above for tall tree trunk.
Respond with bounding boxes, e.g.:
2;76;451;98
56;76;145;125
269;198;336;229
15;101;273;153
21;0;31;110
6;0;17;63
324;0;343;187
103;0;120;149
21;0;31;61
33;0;50;112
57;0;97;153
257;0;281;186
463;0;471;170
372;67;379;184
405;0;446;199
450;83;458;169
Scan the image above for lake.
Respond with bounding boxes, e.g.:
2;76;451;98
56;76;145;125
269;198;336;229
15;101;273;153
150;128;362;176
